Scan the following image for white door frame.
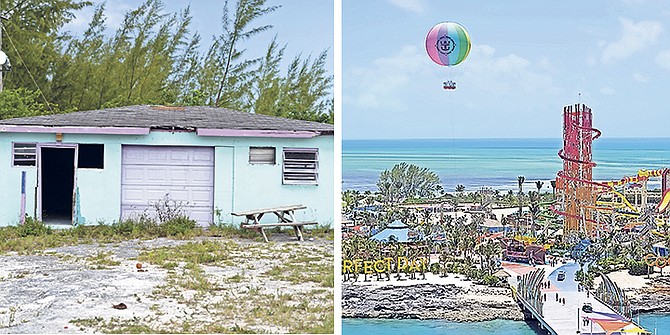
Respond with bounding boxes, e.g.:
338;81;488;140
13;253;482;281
36;143;78;223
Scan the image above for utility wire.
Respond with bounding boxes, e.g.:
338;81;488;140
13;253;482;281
1;24;54;113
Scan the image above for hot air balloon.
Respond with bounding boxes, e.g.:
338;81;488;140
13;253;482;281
425;22;471;90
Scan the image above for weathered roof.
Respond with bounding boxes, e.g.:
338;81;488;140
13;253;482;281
0;105;333;134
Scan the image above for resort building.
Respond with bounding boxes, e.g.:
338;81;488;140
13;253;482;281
0;105;334;227
369;220;416;243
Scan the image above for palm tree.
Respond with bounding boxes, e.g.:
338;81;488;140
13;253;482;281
505;190;515;206
529;191;540;237
535;181;544;196
517;176;525;232
550;180;557;199
475;240;503;275
517;176;525;211
456;184;466;194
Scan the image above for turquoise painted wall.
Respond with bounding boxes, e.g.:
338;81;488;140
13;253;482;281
0;132;54;223
0;131;334;227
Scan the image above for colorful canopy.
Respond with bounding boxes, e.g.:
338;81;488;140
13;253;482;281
425;21;471;67
369;220;420;243
621;325;650;333
589;318;633;335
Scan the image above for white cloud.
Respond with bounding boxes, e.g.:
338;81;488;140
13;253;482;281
655;49;670;70
345;44;560;112
101;1;135;29
62;6;94;30
460;44;560;96
633;72;649;82
601;18;663;64
61;1;135;36
600;87;616;95
346;45;426;111
538;57;556;72
387;0;424;13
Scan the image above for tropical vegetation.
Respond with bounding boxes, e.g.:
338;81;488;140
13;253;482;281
0;0;333;123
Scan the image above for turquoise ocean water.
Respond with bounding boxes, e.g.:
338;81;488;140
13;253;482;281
342;314;670;335
342;138;670;334
343;138;670;192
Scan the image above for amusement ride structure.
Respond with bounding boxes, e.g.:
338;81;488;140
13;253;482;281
554;103;670;238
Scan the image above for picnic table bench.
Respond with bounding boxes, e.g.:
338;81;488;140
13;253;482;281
231;204;317;242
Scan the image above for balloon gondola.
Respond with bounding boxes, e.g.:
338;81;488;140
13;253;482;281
426;21;471;90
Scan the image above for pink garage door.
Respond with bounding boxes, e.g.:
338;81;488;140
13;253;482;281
121;145;214;226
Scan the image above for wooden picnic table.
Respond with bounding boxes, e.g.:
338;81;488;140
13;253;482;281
231;204;317;242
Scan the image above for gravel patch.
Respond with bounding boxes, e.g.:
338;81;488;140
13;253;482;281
0;235;333;334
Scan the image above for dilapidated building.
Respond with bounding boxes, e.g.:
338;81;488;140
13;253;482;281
0;105;333;227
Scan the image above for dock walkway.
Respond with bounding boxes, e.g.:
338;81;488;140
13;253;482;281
505;261;648;335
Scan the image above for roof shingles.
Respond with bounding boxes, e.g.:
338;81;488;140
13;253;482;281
0;105;333;134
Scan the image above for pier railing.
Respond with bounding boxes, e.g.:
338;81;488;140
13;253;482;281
594;273;632;320
517;268;545;317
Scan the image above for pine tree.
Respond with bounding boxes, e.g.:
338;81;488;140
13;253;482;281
1;0;90;102
198;0;278;109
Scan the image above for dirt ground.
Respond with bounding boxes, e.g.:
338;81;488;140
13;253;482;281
0;235;333;334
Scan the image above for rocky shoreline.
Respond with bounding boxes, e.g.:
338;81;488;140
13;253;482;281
631;277;670;314
342;276;670;324
342;283;524;322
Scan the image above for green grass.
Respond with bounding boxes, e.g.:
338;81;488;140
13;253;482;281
176;262;218;292
71;316;166;334
6;219;334;334
238;290;333;333
0;217;304;254
305;224;334;240
226;273;246;283
262;251;334;287
137;240;236;268
137;240;333;333
208;223;266;240
85;251;121;269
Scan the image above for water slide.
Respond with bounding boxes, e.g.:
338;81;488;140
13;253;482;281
557;151;666;219
555;108;669;235
657;189;670;213
604;168;666;188
602;188;639;213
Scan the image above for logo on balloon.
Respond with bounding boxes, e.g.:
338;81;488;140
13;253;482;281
436;35;456;55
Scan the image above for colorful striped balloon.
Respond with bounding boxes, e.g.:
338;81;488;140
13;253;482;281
425;22;471;67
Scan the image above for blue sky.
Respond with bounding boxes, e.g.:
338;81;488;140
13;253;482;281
62;0;333;78
343;0;670;139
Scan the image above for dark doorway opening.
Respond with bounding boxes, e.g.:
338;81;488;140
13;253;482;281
41;147;75;224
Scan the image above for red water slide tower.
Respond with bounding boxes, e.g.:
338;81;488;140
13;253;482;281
557;104;601;236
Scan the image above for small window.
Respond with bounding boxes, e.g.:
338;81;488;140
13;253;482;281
78;144;104;169
12;143;36;166
282;148;318;185
249;147;276;164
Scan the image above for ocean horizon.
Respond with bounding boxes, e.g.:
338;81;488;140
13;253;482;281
342;137;670;334
342;137;670;193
